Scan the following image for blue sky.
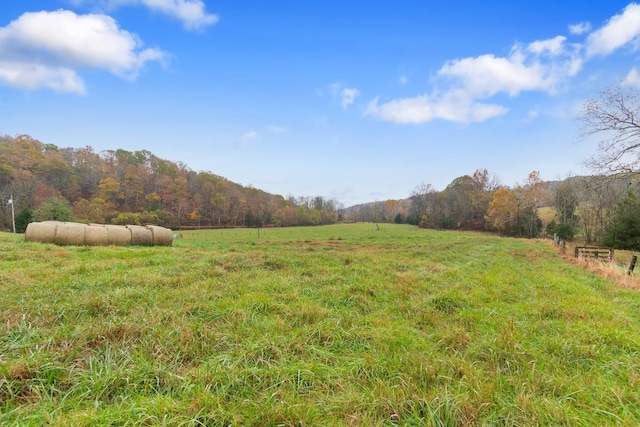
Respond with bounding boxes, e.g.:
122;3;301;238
1;1;639;206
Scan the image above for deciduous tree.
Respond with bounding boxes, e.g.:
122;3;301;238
34;197;73;222
579;84;640;176
486;187;518;234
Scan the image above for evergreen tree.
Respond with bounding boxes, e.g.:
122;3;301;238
556;223;575;240
603;191;640;249
15;208;33;233
546;219;557;237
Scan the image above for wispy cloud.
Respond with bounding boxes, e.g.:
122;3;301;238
0;10;165;93
585;3;640;57
340;87;359;109
623;67;640;86
78;0;218;30
327;82;360;110
366;36;581;124
237;131;260;149
365;93;508;124
569;22;591;35
367;4;640;125
524;107;541;122
120;0;217;30
236;126;287;149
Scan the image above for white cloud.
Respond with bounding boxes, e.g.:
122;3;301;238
237;131;260;149
439;54;547;98
0;61;85;93
341;87;359;109
367;36;581;124
525;108;541;121
442;38;583;95
366;4;640;125
327;82;360;110
569;22;591;35
106;0;218;30
623;67;640;86
469;102;510;122
527;35;567;57
585;3;640;57
365;92;508;124
0;10;165;93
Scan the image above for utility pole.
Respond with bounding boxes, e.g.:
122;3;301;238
8;194;15;233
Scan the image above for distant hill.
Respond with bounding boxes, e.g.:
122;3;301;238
0;134;342;230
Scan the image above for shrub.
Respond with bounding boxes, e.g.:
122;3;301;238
34;197;73;222
111;212;141;225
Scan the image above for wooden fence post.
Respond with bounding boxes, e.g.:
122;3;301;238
628;255;638;276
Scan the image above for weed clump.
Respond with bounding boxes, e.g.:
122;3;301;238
430;296;466;314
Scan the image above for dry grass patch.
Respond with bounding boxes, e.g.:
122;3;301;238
554;241;640;290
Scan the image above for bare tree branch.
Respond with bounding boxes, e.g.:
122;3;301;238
579;83;640;176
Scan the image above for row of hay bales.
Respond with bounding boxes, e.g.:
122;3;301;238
24;221;173;246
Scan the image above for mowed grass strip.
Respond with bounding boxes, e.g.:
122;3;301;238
1;224;639;426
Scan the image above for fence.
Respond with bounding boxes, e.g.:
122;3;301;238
574;246;614;261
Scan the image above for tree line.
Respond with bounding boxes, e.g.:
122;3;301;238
346;169;640;250
347;82;640;250
2;134;638;250
4;81;640;249
346;169;550;238
0;135;343;231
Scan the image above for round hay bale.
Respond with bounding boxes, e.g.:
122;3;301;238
55;222;86;246
25;221;58;244
127;225;153;246
146;225;173;246
84;224;109;246
106;225;132;246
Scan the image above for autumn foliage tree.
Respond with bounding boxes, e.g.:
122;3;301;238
1;133;579;241
486;187;518;234
411;169;498;231
485;172;546;237
0;134;342;231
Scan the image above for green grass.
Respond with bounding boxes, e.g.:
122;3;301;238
1;223;640;426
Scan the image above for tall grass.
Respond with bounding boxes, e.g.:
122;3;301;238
555;240;640;290
1;224;639;426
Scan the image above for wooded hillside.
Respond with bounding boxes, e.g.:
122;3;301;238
2;133;639;249
0;134;342;230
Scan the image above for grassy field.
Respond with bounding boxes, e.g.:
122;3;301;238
1;223;640;426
